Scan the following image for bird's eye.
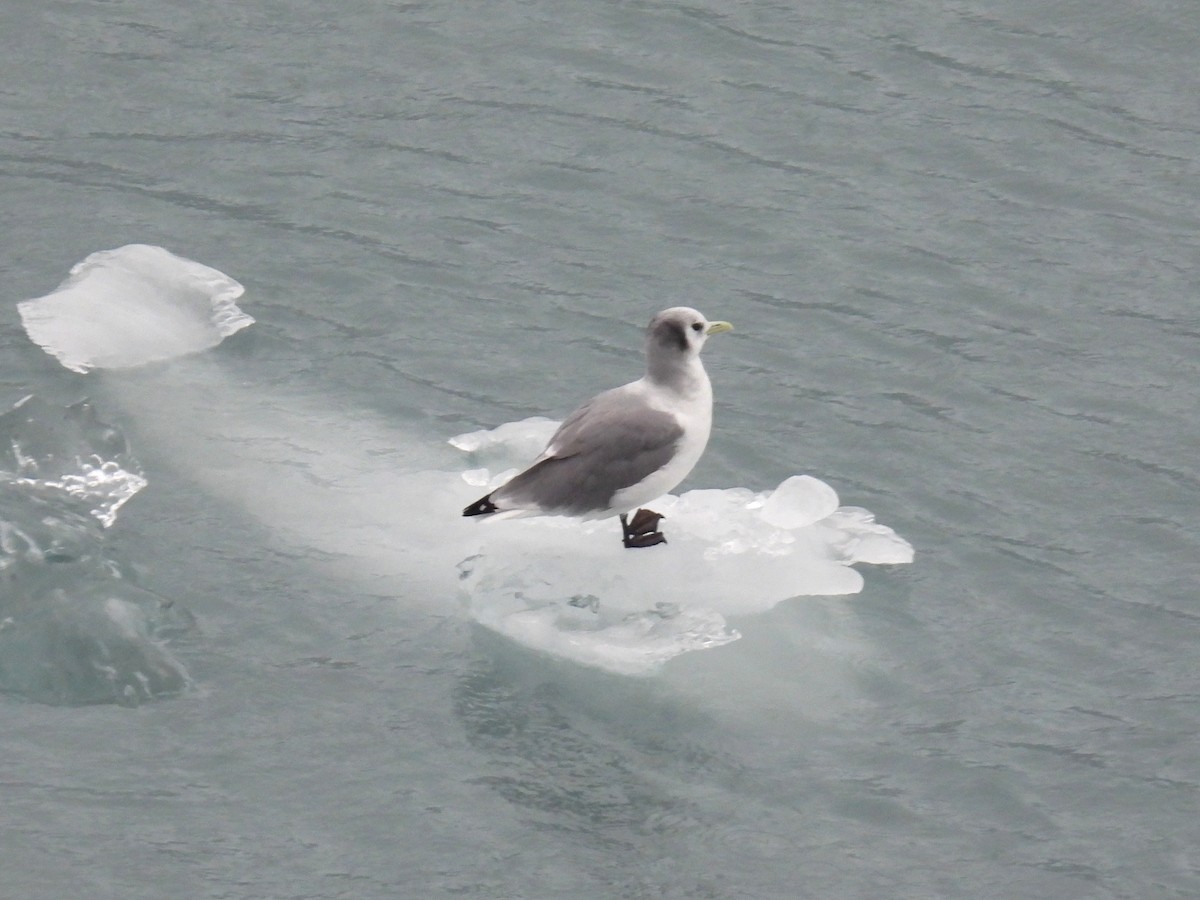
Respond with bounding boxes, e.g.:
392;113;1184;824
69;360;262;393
691;322;704;332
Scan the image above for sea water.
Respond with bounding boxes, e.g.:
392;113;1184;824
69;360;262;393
2;0;1198;897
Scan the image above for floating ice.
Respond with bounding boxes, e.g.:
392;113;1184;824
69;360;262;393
448;416;559;463
452;418;913;675
18;244;252;373
48;339;909;683
0;396;191;705
0;573;192;707
759;474;839;529
0;394;147;528
6;248;910;691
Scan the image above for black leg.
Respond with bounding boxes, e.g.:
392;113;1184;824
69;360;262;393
620;508;667;548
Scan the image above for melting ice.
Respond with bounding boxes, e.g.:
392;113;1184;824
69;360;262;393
4;244;253;703
452;419;913;676
0;394;147;528
0;396;191;705
11;243;913;689
18;243;253;373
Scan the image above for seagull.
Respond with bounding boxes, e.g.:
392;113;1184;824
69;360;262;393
462;307;733;548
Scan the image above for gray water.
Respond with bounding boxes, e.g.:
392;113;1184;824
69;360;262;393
3;0;1199;897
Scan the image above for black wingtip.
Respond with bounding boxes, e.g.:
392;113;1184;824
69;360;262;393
462;494;498;517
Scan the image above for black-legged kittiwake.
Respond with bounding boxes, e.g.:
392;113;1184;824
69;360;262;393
462;307;733;548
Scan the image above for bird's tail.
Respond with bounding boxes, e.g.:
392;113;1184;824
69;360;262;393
462;494;498;517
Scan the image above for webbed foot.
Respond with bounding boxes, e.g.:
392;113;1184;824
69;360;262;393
620;509;667;549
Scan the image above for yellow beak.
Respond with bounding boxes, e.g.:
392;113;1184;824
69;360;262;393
705;320;734;336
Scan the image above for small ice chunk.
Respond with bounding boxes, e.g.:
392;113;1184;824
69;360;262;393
18;244;252;373
461;467;493;488
449;417;558;469
759;475;840;529
0;395;147;528
821;507;916;565
451;417;559;491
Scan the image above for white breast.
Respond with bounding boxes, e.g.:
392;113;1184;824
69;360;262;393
603;370;714;517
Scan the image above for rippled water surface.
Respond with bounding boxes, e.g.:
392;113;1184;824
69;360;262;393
3;1;1199;897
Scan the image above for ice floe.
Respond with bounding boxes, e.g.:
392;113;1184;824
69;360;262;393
18;244;252;373
453;418;913;675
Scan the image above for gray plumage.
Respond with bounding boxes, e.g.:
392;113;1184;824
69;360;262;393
462;307;732;533
487;389;684;516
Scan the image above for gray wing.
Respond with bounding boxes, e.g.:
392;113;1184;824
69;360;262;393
492;387;683;515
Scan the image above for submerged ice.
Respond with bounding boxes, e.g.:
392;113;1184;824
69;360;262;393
453;418;913;675
9;242;911;683
0;396;190;705
0;394;147;528
18;244;252;373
